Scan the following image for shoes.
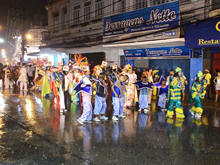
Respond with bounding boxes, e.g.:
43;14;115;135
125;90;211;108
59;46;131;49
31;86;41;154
118;115;126;119
112;116;119;121
138;109;142;112
85;120;92;124
100;116;108;121
144;108;149;114
161;109;167;112
93;117;101;122
166;111;174;118
60;109;64;113
77;119;84;125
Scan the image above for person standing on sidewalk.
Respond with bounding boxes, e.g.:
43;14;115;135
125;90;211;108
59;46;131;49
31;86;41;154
214;71;220;103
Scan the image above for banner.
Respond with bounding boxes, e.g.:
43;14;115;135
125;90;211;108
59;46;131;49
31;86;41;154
124;46;189;57
104;1;179;36
185;18;220;48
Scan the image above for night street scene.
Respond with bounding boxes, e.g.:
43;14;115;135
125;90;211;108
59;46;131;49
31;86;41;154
0;0;220;165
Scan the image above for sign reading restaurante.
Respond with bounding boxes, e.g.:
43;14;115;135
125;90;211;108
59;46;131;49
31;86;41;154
185;17;220;48
103;1;180;36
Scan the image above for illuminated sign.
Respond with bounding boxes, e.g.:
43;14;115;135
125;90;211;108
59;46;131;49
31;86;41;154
185;18;220;48
104;1;179;36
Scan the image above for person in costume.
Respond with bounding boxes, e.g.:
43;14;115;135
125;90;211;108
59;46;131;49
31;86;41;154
71;64;82;103
63;65;73;111
190;71;206;120
203;69;211;99
17;65;28;91
157;79;168;112
4;66;14;90
110;72;127;121
134;76;153;114
40;69;51;98
124;64;138;109
77;65;93;124
167;67;185;119
93;72;108;122
51;66;65;112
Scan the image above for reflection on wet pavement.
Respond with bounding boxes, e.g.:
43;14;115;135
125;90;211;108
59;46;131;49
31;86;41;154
0;91;220;164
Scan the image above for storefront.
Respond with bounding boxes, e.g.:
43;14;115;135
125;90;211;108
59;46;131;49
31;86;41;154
185;17;220;74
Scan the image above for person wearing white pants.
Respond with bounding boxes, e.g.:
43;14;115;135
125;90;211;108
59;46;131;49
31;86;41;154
18;65;28;91
4;67;14;90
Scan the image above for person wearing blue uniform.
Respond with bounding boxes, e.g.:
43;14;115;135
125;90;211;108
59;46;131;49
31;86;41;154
110;72;127;121
77;66;93;125
136;76;152;114
93;73;108;122
158;80;168;112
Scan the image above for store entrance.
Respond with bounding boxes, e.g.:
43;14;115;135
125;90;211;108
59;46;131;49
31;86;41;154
213;53;220;73
82;52;105;69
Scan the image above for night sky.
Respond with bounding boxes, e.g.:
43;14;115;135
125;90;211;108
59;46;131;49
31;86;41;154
0;0;48;64
0;0;48;27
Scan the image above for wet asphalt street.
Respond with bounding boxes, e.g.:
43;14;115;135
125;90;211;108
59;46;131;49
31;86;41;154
0;90;220;165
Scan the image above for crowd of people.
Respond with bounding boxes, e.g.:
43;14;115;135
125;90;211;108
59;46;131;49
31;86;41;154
0;53;220;125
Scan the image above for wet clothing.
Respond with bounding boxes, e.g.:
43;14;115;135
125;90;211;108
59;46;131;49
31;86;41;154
190;80;206;117
167;77;185;119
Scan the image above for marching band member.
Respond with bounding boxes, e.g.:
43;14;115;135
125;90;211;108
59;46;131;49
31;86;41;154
77;65;93;124
93;72;108;122
109;70;127;121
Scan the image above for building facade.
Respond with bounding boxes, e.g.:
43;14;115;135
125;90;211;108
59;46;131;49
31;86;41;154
42;0;218;78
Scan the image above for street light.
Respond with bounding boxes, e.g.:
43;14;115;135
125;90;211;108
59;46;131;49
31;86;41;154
0;38;4;43
25;34;33;40
1;49;6;58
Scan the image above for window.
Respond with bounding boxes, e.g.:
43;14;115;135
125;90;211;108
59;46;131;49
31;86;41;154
84;1;91;22
135;0;148;9
61;7;67;23
52;12;59;32
119;0;126;12
150;0;170;6
53;12;59;25
73;5;80;24
112;0;117;12
95;0;104;18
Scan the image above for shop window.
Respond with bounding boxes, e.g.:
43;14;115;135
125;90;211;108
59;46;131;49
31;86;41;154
95;0;104;18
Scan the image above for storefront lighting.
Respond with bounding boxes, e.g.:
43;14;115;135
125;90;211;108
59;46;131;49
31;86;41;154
103;38;185;48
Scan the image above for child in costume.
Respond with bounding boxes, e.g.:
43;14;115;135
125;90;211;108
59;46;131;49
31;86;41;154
93;72;108;122
109;70;127;121
167;67;185;119
190;71;206;120
77;65;93;124
124;64;138;109
134;76;152;114
157;79;168;112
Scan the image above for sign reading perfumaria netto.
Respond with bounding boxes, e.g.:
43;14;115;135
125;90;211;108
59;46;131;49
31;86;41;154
185;18;220;48
103;1;180;36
